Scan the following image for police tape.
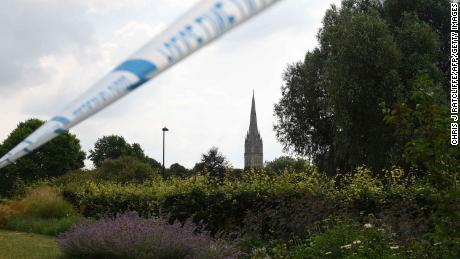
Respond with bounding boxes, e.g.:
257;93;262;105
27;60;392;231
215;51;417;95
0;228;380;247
0;0;281;169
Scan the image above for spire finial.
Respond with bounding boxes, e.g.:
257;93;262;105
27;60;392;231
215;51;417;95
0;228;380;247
249;90;258;134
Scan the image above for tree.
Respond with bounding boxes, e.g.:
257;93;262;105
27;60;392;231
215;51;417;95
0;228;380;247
383;0;450;83
384;75;460;184
0;118;85;196
96;156;160;184
193;147;231;180
274;0;449;175
167;163;190;178
264;156;311;175
89;135;133;167
146;157;163;171
88;135;160;168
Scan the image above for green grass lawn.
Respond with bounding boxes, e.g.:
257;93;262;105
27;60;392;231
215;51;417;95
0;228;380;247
0;230;62;259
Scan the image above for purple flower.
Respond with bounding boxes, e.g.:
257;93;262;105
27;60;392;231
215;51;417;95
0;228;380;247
58;212;240;258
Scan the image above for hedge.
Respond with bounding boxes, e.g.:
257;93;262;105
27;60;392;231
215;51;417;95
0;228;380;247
57;167;445;243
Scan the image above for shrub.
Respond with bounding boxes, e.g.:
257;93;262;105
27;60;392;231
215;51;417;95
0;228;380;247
0;186;80;235
301;218;399;258
5;215;81;236
96;156;161;184
377;198;431;244
53;169;98;186
1;185;73;227
405;186;460;258
24;186;76;219
55;157;161;187
63;170;334;234
337;167;384;213
251;218;400;259
242;192;337;240
0;200;29;226
58;212;240;259
60;167;449;248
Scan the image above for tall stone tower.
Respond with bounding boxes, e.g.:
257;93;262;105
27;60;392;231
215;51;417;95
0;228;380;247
245;91;263;168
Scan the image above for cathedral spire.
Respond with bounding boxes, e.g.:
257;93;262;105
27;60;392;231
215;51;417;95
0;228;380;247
249;90;258;134
245;90;263;168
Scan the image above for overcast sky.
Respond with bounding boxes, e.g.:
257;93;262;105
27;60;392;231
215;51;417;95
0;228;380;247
0;0;342;169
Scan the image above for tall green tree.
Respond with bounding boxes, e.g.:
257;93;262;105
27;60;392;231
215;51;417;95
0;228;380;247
193;147;231;180
384;75;460;184
89;135;160;168
383;0;450;83
167;163;190;178
274;0;450;175
0;119;85;196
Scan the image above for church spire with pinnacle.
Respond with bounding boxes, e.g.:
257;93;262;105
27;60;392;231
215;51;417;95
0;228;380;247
245;90;263;168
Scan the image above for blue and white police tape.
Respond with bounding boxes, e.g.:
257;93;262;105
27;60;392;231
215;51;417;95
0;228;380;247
0;0;281;169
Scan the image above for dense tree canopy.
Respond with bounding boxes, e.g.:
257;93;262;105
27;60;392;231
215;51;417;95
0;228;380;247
274;0;452;175
88;135;161;168
193;147;230;180
264;156;311;175
96;156;160;184
0;119;85;196
167;163;191;178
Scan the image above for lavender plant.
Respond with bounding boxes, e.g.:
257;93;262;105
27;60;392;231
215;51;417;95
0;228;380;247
57;212;240;259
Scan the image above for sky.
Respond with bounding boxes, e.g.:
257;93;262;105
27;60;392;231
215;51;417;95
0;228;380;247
0;0;342;169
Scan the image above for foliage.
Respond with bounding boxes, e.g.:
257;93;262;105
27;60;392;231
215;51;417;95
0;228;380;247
384;75;460;181
251;218;399;259
166;163;191;178
0;186;80;236
0;199;29;226
55;164;459;256
23;186;76;219
55;157;161;188
58;212;240;259
61;169;333;232
0;118;85;197
422;186;460;257
88;135;161;169
1;186;75;226
242;192;336;240
193;147;231;181
383;0;450;79
60;166;438;241
96;156;161;184
337;167;385;210
53;169;99;187
273;0;450;175
4;216;81;236
0;230;62;259
303;218;398;258
274;1;401;174
264;156;311;175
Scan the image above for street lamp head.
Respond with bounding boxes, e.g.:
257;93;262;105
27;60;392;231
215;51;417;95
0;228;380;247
162;127;169;132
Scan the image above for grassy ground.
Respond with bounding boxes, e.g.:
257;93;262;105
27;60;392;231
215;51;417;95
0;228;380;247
0;230;62;259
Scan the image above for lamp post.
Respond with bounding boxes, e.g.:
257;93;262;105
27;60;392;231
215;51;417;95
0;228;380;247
162;127;169;176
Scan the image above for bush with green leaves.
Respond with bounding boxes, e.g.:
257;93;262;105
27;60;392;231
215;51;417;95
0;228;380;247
60;169;335;233
24;186;76;219
302;218;400;258
0;186;81;236
0;118;85;197
55;156;161;188
264;156;312;175
95;156;161;184
250;218;401;259
60;167;439;241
